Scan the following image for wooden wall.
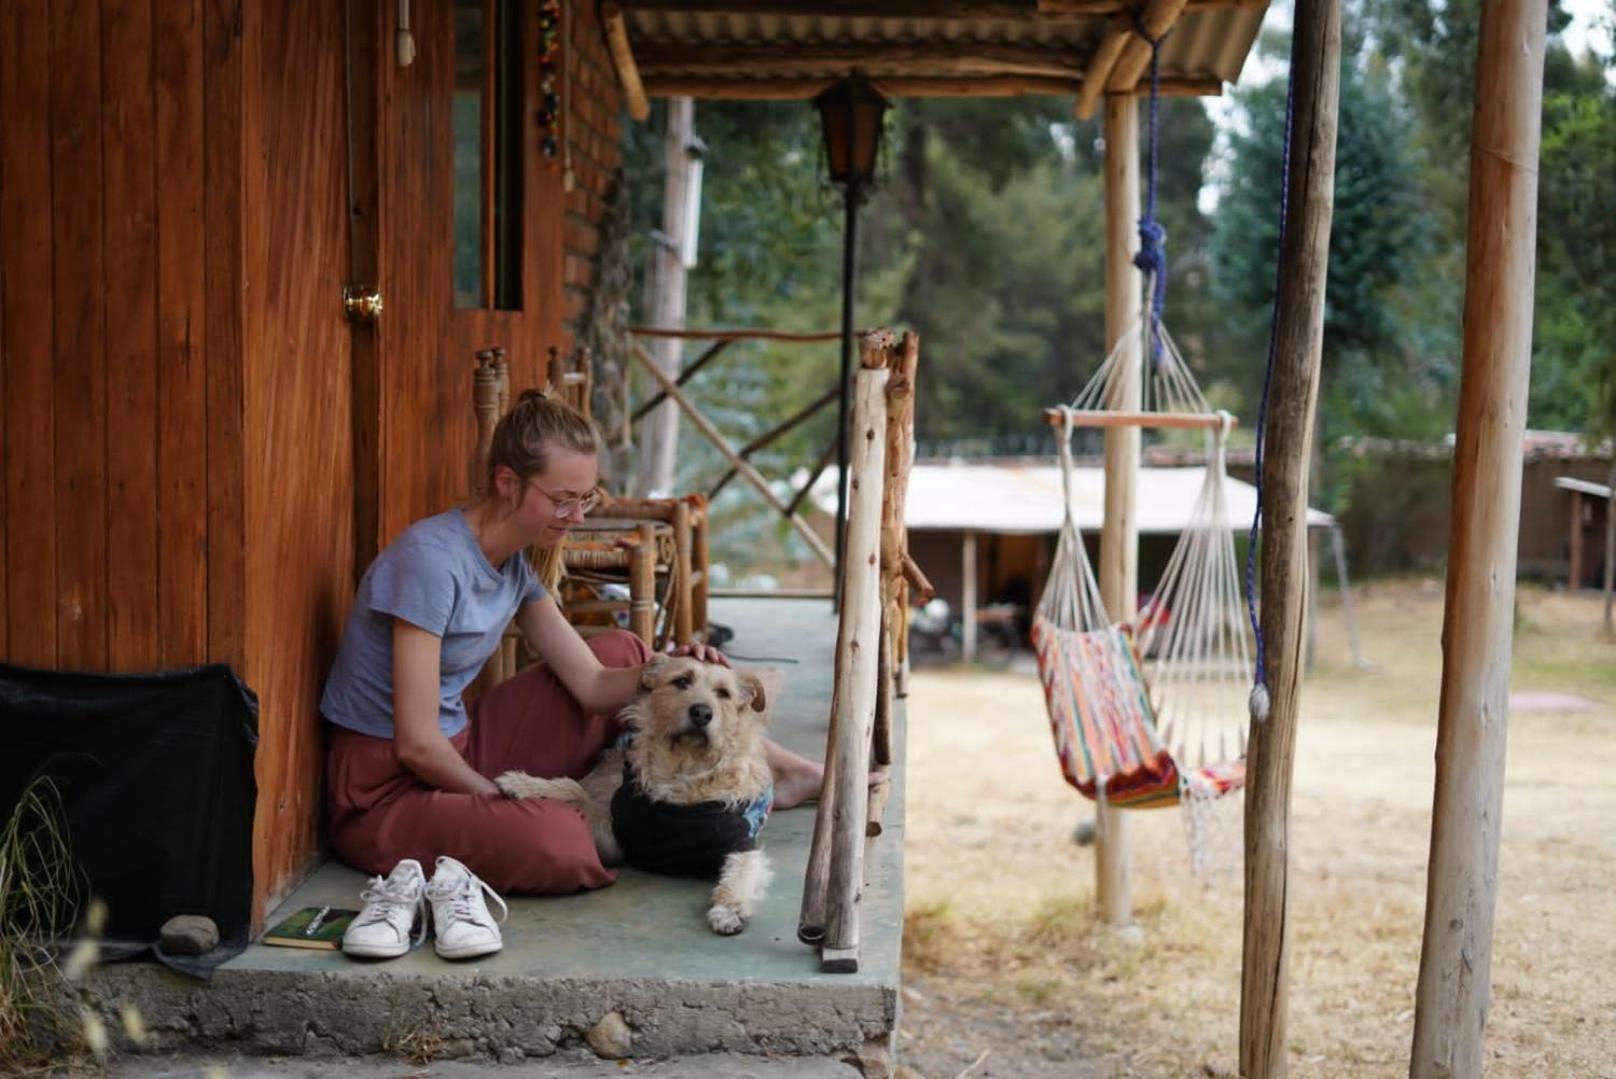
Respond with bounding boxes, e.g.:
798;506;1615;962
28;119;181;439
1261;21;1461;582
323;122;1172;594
0;0;627;927
240;0;356;922
0;0;244;674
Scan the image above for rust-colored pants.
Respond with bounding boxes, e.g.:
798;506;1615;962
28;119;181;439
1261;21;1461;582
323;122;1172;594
326;629;651;894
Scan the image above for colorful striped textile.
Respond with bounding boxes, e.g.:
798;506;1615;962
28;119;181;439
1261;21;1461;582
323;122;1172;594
1031;614;1237;810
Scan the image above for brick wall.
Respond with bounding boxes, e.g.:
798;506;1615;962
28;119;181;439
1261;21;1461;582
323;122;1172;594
563;1;624;333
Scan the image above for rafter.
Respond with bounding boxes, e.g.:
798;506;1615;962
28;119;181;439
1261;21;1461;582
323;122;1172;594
634;40;1087;81
640;73;1221;101
602;3;651;122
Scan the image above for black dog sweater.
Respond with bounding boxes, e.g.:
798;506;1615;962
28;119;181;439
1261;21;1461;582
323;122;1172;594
610;764;773;878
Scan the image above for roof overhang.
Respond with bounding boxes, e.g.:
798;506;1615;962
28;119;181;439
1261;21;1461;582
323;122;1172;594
603;1;1271;118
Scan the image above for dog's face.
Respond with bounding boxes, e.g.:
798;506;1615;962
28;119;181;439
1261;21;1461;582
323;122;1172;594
634;656;766;756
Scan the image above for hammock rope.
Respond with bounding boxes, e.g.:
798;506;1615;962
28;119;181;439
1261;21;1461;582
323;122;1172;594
1031;27;1253;837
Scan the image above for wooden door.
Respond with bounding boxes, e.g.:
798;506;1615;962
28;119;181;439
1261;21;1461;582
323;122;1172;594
346;0;553;568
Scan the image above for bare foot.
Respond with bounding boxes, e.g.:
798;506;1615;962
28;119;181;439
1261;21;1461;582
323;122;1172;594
773;758;892;810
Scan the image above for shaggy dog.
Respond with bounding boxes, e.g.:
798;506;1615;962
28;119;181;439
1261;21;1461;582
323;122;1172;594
495;656;774;935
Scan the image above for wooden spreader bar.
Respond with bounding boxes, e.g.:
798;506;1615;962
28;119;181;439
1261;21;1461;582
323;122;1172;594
1042;408;1239;431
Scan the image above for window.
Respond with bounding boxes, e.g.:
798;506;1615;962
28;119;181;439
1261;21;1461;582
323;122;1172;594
453;0;524;310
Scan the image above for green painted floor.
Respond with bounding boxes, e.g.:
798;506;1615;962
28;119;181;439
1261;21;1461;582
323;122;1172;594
234;598;905;990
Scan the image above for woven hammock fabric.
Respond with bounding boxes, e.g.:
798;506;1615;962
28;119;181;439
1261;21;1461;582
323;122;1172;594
1030;615;1183;809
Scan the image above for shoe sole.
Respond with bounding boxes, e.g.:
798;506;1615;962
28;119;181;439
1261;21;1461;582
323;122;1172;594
434;940;503;960
342;941;411;959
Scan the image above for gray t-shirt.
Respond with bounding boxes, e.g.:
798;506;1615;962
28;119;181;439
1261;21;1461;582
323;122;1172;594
321;508;544;739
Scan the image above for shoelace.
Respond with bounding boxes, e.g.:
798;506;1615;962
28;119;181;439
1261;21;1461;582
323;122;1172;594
355;875;427;944
427;872;509;929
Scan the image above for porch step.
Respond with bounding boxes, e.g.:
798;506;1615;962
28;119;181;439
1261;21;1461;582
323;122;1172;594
106;1050;864;1077
81;599;904;1073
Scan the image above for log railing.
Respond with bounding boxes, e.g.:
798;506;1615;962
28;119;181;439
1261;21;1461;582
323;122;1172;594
627;326;858;572
799;329;921;973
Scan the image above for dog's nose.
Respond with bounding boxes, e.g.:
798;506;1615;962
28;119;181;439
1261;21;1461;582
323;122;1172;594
688;703;713;727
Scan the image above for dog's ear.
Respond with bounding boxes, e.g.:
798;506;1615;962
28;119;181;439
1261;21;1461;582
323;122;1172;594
639;656;669;692
738;671;767;715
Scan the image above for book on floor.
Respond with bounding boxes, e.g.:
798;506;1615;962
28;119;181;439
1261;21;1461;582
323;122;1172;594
261;905;358;950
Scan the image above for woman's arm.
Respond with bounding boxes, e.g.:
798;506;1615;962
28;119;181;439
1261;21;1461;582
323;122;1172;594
391;619;500;795
515;595;641;714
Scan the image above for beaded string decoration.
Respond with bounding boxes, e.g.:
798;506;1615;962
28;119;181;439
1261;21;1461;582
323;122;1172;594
537;1;562;162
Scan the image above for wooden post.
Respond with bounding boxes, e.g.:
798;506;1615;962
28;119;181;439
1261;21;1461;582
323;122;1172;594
1568;488;1584;589
961;531;979;663
1240;2;1341;1075
875;332;917;769
637;97;696;496
804;331;898;962
1411;2;1546;1074
629;524;658;646
673;498;694;645
690;495;710;640
1097;92;1142;928
821;347;891;973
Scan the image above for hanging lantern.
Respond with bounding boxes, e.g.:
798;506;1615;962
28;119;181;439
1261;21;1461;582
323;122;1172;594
813;72;889;188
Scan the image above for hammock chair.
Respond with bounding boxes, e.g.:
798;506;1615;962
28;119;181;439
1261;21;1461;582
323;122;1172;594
1031;391;1250;817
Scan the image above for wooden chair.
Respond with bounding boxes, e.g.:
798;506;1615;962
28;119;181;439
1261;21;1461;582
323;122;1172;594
542;345;710;648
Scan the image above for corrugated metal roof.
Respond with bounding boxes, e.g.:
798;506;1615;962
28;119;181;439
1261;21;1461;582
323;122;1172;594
624;4;1269;95
809;460;1333;534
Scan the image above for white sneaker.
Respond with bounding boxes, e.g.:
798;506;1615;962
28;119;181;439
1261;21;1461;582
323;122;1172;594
425;856;508;960
342;858;426;958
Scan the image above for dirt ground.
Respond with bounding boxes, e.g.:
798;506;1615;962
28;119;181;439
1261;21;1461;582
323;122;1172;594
896;582;1616;1078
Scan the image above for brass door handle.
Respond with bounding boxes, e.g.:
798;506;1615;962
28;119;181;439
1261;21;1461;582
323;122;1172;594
343;284;383;321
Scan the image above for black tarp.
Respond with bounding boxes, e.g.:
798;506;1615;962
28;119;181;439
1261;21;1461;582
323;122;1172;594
0;663;258;951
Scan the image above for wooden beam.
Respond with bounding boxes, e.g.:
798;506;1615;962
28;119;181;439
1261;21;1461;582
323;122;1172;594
1410;1;1547;1075
1108;0;1190;93
1239;1;1341;1075
621;0;1260;15
1075;16;1130;120
821;351;891;972
644;73;1220;101
961;531;979;662
635;40;1086;80
1096;93;1142;928
602;3;651;122
1569;488;1585;589
631;325;843;342
630;337;732;423
630;341;836;568
624;0;1054;17
1044;0;1266;11
1043;408;1238;430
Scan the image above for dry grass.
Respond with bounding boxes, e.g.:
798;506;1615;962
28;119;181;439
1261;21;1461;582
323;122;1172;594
901;582;1616;1077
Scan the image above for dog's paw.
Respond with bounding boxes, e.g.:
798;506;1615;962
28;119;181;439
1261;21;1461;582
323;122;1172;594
495;770;537;798
706;904;749;936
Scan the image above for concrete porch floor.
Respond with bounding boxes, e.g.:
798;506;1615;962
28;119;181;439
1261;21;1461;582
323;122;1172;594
89;599;904;1069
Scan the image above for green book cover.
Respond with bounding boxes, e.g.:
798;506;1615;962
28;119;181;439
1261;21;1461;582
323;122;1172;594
261;905;359;950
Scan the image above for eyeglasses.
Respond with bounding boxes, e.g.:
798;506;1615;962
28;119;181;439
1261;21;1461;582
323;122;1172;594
527;481;601;519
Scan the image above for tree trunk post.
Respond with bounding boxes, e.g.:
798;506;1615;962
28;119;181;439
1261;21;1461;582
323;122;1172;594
1239;2;1341;1075
1097;92;1141;928
1411;2;1547;1075
637;97;695;496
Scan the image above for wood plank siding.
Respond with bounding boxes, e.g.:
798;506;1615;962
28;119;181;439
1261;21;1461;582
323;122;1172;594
0;0;622;927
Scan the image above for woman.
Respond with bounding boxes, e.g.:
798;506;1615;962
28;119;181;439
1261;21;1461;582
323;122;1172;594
319;389;826;960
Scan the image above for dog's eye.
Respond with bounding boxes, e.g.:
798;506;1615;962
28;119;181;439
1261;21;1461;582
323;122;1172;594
716;688;731;700
671;675;692;690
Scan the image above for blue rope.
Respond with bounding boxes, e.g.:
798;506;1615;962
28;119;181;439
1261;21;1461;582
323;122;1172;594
1243;65;1299;703
1132;21;1169;372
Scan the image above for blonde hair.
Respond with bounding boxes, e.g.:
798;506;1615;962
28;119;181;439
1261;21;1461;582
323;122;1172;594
486;388;600;591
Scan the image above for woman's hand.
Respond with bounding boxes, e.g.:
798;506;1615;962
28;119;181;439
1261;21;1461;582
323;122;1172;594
667;641;730;666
